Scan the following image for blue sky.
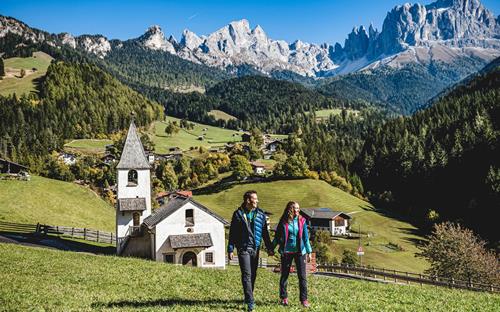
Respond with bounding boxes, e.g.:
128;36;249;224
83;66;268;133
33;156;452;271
1;0;499;45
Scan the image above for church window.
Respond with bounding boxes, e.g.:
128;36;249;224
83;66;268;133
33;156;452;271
185;209;194;226
127;169;138;186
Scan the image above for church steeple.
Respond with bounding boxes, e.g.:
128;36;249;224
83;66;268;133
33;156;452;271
117;121;150;170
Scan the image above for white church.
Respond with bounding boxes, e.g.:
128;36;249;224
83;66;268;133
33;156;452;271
115;121;228;268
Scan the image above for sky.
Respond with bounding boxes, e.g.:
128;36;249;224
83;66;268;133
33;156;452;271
1;0;499;46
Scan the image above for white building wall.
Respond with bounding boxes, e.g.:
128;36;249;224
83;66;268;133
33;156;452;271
154;202;226;269
116;168;151;239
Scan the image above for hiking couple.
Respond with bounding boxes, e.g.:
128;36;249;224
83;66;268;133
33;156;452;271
228;190;313;311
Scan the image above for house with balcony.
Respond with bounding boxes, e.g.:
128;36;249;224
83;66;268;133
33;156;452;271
300;208;351;236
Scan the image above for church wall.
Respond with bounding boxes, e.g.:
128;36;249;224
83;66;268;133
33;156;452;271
154;202;226;268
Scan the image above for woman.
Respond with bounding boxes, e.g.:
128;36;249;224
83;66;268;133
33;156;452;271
272;201;312;307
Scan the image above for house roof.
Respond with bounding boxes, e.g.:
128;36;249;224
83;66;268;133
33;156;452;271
300;208;351;220
0;158;28;170
118;198;147;212
117;121;151;170
250;161;265;168
169;233;213;249
143;196;229;228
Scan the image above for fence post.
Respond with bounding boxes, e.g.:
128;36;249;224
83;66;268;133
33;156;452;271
97;230;99;243
71;227;74;238
84;228;87;240
394;270;397;283
111;232;113;244
406;272;410;284
420;274;423;286
383;268;386;281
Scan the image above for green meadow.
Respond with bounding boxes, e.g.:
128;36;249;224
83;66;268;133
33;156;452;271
1;243;498;311
0;176;114;232
0;51;53;96
208;109;238;121
152;117;243;153
195;179;429;273
64;139;113;154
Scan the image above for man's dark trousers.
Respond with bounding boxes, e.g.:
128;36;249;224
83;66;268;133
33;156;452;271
279;253;307;301
238;248;260;304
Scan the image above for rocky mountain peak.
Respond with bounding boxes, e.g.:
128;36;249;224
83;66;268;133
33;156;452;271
139;24;175;54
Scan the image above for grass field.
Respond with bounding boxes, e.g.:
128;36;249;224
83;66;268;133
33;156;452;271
152;117;243;153
0;243;498;311
64;139;113;154
312;108;360;119
0;51;53;96
0;176;114;232
194;179;429;273
208;110;238;121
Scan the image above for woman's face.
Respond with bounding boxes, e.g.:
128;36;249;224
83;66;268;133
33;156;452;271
293;204;300;217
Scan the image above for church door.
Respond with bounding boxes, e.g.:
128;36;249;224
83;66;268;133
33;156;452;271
182;251;197;266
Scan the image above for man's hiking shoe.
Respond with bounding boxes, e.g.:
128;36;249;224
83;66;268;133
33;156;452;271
281;298;289;306
301;300;310;308
247;302;255;311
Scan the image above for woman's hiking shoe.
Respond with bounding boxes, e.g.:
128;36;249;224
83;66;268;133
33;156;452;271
281;298;289;306
301;300;310;308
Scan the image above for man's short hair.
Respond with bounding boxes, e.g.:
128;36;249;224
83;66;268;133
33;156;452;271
243;190;257;202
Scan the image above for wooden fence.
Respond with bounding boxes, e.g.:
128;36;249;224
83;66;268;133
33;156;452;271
0;221;116;245
315;263;500;293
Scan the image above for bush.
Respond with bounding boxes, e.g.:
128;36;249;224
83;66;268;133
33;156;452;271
418;222;500;285
341;249;358;266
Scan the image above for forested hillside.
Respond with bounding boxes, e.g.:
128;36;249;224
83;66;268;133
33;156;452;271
352;59;500;243
0;61;163;165
102;41;230;89
317;58;488;114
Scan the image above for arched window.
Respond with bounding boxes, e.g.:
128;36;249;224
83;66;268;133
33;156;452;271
133;212;141;227
127;169;138;186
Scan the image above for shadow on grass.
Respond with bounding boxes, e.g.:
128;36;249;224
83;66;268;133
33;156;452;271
397;227;428;247
92;297;276;309
0;231;115;255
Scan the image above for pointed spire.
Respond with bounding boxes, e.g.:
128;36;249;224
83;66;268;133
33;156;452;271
116;119;151;170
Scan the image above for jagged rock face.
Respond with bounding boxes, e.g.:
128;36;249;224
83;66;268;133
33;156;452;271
176;19;336;76
60;33;76;49
138;25;176;54
0;15;49;43
76;36;111;58
376;0;499;56
0;0;499;77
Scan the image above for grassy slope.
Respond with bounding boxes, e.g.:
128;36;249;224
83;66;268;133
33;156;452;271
0;52;53;96
208;109;238;121
195;179;428;273
64;139;113;154
312;108;360;118
0;243;498;311
0;176;114;232
153;117;243;153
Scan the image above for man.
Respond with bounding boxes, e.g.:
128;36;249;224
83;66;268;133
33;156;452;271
228;190;274;311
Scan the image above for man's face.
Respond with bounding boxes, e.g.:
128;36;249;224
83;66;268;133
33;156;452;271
247;193;258;209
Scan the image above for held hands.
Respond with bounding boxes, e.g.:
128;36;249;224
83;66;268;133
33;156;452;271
267;250;275;257
307;253;311;263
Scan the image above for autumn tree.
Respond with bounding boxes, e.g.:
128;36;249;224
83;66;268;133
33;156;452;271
418;222;500;285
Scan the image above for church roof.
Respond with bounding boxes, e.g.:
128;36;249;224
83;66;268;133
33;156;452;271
117;121;151;170
118;198;147;212
169;233;213;249
143;196;229;228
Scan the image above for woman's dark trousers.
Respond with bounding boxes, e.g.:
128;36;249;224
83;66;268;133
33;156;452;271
238;249;260;304
279;253;307;301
